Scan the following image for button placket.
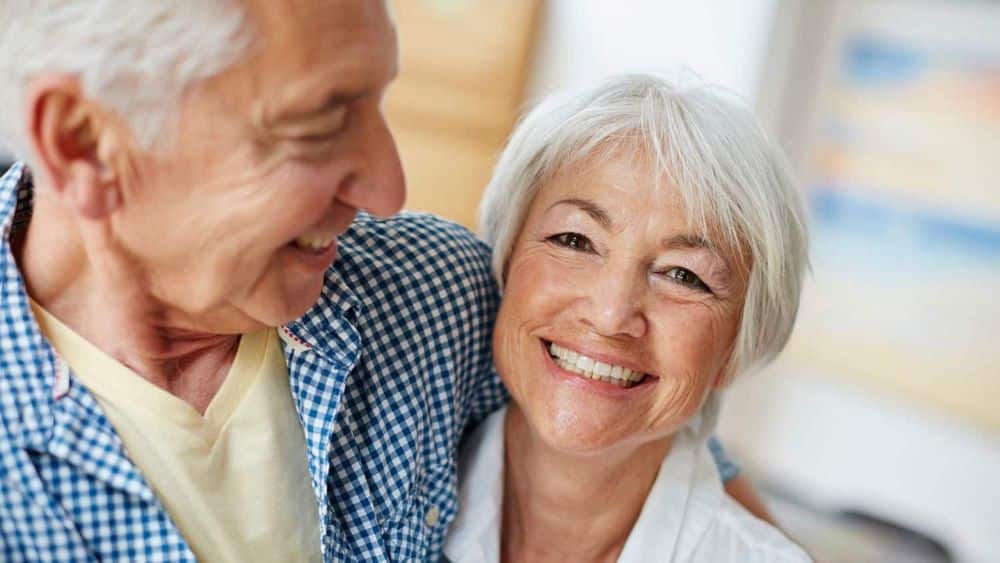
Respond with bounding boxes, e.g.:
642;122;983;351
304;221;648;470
424;505;440;527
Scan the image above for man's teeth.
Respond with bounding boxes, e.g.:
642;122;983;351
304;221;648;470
548;342;645;388
294;232;336;252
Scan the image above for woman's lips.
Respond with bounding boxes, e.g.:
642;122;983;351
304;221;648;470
547;341;646;387
539;338;658;397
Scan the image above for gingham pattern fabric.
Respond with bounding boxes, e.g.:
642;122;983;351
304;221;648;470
0;163;506;562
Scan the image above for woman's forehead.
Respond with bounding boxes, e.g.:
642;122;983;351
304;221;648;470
536;150;684;220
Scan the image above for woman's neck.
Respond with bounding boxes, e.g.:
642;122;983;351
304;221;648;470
500;404;672;563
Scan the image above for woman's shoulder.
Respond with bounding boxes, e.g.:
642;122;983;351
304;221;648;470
693;495;813;562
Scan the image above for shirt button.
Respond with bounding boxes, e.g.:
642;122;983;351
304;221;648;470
425;505;440;527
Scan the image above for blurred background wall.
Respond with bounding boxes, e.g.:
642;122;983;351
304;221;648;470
385;1;1000;562
721;3;1000;562
385;0;778;228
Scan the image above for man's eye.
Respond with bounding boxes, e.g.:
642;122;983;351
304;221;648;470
663;267;711;292
295;131;338;144
548;232;595;252
290;107;349;144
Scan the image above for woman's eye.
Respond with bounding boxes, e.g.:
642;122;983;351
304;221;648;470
663;267;710;292
548;232;595;253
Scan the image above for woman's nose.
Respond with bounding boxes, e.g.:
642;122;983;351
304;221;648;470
579;271;647;340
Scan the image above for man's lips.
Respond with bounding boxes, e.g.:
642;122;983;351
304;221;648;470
285;236;339;271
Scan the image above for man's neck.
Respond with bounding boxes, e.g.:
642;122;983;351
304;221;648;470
15;190;240;414
500;405;672;563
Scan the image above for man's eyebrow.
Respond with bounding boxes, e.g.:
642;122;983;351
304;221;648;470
257;49;400;126
269;91;359;123
270;60;399;124
547;198;613;229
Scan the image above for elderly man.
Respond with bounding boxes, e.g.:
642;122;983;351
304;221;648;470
0;1;764;562
1;2;503;561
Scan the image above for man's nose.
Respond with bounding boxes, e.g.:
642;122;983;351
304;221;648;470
338;111;406;218
579;271;647;340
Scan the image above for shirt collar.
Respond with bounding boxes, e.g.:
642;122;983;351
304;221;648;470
617;430;723;562
443;405;723;563
0;164;151;492
443;406;507;563
280;247;362;364
0;162;62;450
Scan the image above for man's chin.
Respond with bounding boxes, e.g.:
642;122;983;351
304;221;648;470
272;279;326;326
232;270;328;331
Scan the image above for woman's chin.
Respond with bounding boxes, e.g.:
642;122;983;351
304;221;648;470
527;405;631;456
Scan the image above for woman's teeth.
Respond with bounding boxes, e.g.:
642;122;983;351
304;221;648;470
548;342;645;388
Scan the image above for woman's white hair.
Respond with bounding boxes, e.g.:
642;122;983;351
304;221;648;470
479;73;809;383
0;1;252;158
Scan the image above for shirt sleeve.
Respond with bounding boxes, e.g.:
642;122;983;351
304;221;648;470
460;240;509;431
707;436;741;483
438;226;509;437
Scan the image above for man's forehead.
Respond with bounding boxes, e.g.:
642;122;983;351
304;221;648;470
244;0;394;54
236;0;398;113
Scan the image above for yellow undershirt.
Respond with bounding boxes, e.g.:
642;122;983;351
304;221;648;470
30;301;323;563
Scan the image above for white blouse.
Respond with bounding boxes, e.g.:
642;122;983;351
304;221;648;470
444;407;811;562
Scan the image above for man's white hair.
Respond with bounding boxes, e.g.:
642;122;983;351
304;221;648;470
479;73;809;383
0;1;251;158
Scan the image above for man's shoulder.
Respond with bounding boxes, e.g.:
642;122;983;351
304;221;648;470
342;210;491;264
334;211;496;300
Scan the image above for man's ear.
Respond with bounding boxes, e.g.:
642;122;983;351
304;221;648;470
25;74;134;219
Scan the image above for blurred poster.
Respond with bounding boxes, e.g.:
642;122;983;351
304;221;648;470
788;31;1000;431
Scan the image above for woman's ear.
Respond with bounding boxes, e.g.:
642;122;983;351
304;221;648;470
711;363;732;390
25;74;133;219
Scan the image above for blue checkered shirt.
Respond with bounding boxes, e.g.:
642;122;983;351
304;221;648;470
0;163;737;562
0;162;508;562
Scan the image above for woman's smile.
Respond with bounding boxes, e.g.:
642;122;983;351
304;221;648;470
538;338;660;398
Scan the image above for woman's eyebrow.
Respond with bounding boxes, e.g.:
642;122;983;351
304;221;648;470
547;198;613;230
662;234;735;278
661;233;715;252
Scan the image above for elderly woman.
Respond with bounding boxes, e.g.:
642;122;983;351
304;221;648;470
444;74;811;562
